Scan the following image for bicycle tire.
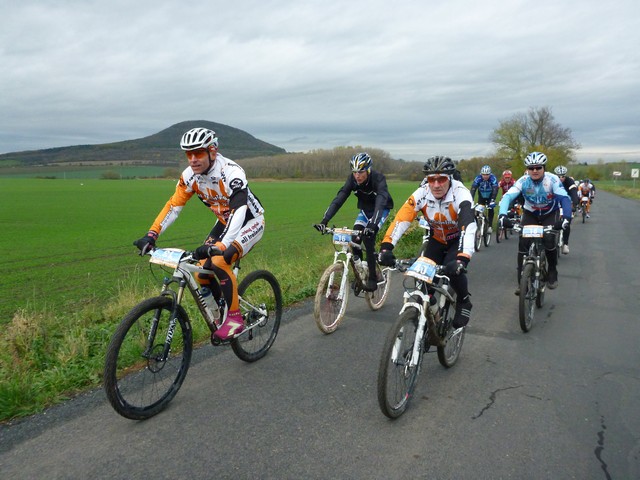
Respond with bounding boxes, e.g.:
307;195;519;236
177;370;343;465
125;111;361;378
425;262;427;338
496;227;502;244
231;270;282;362
377;308;424;419
518;263;536;332
536;253;546;309
314;262;349;334
483;223;492;247
582;208;586;223
365;264;391;311
104;296;192;420
437;302;466;367
474;220;483;251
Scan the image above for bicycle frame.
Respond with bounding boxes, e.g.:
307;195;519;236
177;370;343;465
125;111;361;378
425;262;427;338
395;260;456;366
324;227;367;294
149;248;267;339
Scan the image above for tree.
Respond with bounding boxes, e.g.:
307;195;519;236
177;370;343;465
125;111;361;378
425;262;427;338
491;106;580;171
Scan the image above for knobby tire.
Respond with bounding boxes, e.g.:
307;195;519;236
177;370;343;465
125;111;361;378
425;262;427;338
231;270;282;362
314;262;349;334
518;263;536;332
377;308;423;419
104;296;192;420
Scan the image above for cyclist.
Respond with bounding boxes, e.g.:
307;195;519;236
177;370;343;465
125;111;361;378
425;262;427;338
378;156;476;329
313;152;394;292
498;170;515;196
553;165;579;254
134;127;265;341
470;165;499;232
578;178;596;217
498;152;572;294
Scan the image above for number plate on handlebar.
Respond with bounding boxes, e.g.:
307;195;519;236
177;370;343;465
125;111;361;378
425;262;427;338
332;228;355;246
475;204;485;213
150;248;185;267
521;225;545;238
418;217;430;229
405;256;437;283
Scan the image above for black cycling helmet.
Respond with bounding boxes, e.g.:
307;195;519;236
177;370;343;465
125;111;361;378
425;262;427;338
423;156;456;175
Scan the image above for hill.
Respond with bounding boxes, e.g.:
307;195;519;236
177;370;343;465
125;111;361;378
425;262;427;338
0;121;287;167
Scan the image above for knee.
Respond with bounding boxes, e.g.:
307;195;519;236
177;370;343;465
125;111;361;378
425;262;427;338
543;232;557;250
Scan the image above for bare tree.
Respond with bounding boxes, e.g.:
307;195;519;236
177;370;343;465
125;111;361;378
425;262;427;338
491;106;581;168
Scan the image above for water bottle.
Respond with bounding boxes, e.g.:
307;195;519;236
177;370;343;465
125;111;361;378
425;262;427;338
199;287;220;325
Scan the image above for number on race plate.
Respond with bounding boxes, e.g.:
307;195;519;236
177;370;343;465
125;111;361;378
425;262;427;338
332;232;352;246
405;257;437;283
521;225;545;238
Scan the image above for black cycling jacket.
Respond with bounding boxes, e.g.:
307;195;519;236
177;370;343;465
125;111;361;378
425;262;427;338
322;170;394;226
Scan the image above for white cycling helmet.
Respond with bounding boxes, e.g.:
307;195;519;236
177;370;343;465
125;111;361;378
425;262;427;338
480;165;491;175
554;165;568;176
180;128;219;151
524;151;548;167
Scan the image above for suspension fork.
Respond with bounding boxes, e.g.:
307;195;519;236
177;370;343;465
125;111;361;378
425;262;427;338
144;279;184;361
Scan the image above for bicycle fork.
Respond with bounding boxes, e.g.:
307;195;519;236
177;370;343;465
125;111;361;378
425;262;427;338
327;260;350;301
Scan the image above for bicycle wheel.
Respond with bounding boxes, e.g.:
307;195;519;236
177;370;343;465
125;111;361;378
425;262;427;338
496;227;503;244
377;308;424;419
437;302;466;367
104;296;192;420
365;264;391;310
474;220;483;251
582;207;586;223
518;263;536;332
536;253;547;309
483;221;492;247
231;270;282;362
314;262;349;334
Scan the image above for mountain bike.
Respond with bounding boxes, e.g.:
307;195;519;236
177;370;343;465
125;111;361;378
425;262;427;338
314;227;391;334
377;257;466;418
104;247;282;420
473;203;492;250
515;225;555;332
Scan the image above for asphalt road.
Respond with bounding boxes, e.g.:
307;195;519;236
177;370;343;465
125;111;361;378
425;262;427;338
1;191;639;480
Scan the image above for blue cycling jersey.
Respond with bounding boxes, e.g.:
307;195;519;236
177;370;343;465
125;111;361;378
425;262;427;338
499;172;572;219
471;174;498;199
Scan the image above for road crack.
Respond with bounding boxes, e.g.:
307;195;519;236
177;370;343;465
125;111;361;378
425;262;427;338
472;385;523;420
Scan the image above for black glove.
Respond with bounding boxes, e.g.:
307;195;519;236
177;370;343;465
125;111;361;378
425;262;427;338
443;257;469;277
313;222;327;234
133;231;158;256
362;223;378;239
193;244;224;260
378;242;396;267
553;218;571;231
499;214;512;229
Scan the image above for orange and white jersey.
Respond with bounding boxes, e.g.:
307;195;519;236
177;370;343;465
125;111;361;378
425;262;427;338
578;182;594;196
382;179;476;258
150;153;264;244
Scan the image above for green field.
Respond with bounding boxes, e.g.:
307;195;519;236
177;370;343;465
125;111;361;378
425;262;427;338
0;178;421;420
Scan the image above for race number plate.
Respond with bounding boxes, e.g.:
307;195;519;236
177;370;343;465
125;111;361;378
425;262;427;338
150;248;185;268
418;217;430;229
332;229;353;246
405;256;437;283
475;204;485;213
521;225;545;238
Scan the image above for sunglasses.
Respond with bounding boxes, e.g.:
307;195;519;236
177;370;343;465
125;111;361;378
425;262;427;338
527;166;544;171
427;175;449;184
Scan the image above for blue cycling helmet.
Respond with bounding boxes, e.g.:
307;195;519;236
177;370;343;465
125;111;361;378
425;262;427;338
480;165;491;175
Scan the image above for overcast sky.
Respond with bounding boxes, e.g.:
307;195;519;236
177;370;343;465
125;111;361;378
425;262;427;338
2;0;639;163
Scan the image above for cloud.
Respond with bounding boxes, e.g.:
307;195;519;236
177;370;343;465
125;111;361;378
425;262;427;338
1;0;639;162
